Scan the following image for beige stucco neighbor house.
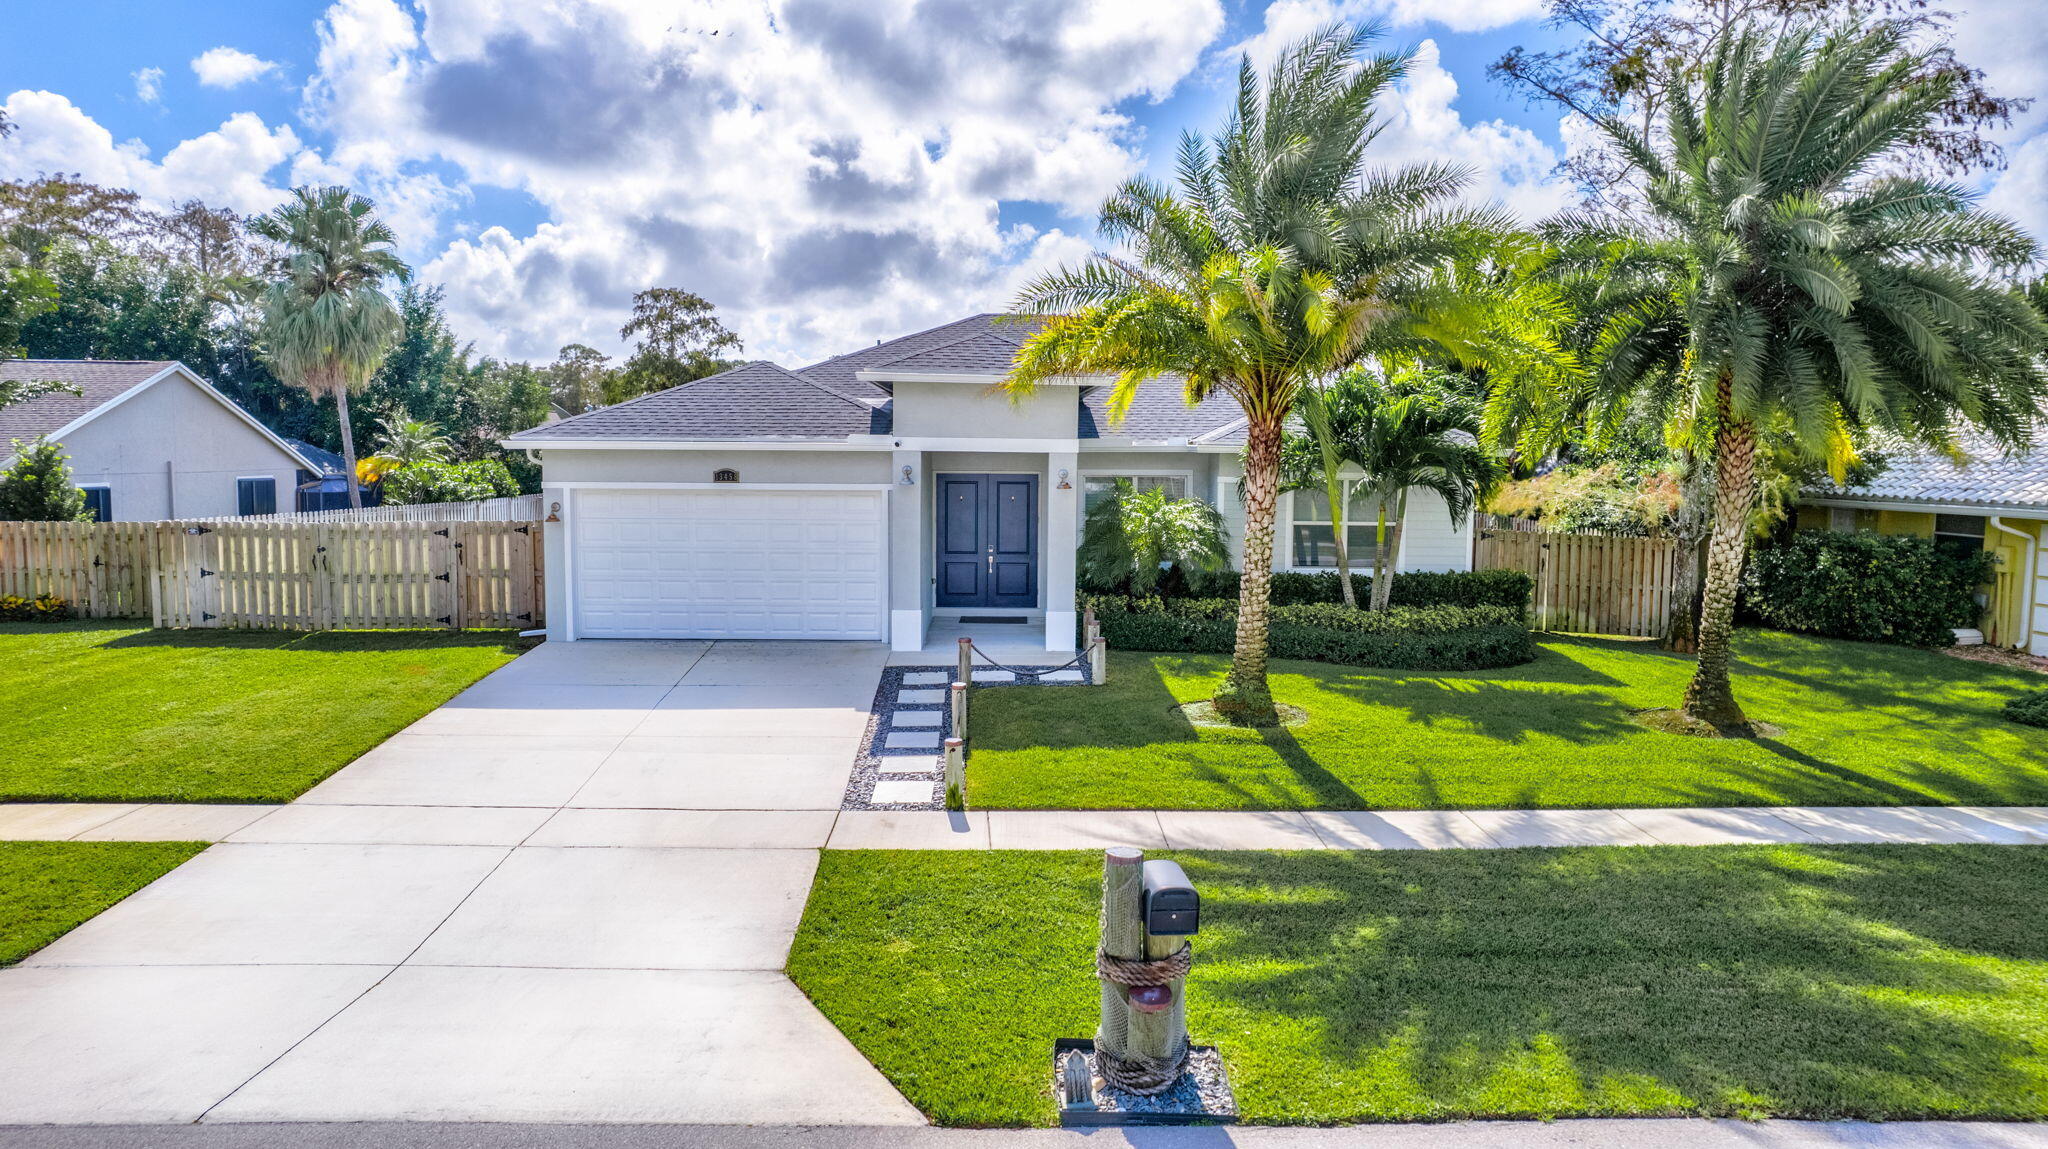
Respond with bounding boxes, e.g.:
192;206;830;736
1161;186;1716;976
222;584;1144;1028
505;314;1480;653
1798;428;2048;655
0;360;316;521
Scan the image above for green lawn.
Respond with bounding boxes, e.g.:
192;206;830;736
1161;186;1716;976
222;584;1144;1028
790;846;2048;1126
969;631;2048;810
0;623;531;802
1;841;204;965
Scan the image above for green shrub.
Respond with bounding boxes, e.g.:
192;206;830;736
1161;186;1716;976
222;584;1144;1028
0;438;90;522
1083;594;1536;671
1180;567;1532;613
1743;530;1993;647
380;458;521;505
2007;691;2048;730
0;594;75;622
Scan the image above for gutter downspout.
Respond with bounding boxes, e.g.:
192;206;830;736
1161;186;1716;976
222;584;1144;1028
1988;517;2037;652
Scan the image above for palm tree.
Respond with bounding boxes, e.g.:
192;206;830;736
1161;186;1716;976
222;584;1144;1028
250;187;411;509
1346;367;1503;610
369;417;454;469
1007;25;1507;724
1078;480;1231;595
1528;22;2048;731
1279;379;1371;607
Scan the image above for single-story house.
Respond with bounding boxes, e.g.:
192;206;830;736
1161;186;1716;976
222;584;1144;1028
0;360;317;521
505;313;1479;652
1798;428;2048;654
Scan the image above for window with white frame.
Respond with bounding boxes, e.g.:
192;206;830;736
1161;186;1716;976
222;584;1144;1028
1081;474;1190;515
1289;481;1385;569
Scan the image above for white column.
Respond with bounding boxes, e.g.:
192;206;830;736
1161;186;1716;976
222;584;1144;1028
889;449;928;652
543;486;574;642
1045;451;1079;652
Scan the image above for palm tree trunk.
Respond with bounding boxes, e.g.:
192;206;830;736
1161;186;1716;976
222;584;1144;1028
1369;498;1391;611
1662;449;1712;653
1328;475;1356;608
1214;411;1282;725
1682;385;1757;732
1374;489;1409;612
335;387;364;510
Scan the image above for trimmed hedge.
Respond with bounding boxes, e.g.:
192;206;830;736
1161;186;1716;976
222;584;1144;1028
0;594;73;623
1084;594;1536;671
1743;531;1994;648
1179;567;1533;612
2008;691;2048;730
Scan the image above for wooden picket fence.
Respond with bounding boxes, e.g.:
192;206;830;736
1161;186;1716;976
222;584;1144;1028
0;519;544;631
1474;517;1686;638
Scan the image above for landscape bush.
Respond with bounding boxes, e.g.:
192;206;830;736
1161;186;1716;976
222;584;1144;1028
1082;594;1535;671
379;458;521;506
1743;530;1993;647
0;594;75;622
1179;567;1532;613
2007;691;2048;730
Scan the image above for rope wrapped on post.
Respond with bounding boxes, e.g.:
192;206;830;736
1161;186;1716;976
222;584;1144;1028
1095;944;1192;986
1094;944;1194;1093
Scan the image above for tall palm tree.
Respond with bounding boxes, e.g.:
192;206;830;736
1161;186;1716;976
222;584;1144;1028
1279;378;1372;607
1007;25;1509;723
1346;367;1503;610
250;187;411;509
1525;22;2048;731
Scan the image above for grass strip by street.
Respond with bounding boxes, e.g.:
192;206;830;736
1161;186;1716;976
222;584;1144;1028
0;841;204;965
0;623;531;803
789;846;2048;1126
966;631;2048;811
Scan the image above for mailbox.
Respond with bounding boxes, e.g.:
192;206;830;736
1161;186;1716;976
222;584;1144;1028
1140;859;1199;936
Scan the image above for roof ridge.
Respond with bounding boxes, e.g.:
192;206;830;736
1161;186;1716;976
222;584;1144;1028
866;326;1019;370
756;360;879;412
2;358;174;365
536;360;777;432
794;313;1001;376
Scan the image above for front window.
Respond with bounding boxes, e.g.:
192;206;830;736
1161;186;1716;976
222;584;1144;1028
1290;482;1383;569
79;486;112;523
237;477;278;517
1082;474;1189;516
1933;513;1986;560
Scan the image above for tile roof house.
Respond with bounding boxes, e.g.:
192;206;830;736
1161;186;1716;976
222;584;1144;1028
505;313;1480;652
1799;427;2048;654
1;360;315;521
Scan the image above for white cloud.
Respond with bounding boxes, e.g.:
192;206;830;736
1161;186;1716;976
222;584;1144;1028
1983;133;2048;261
0;90;302;215
1367;40;1572;224
191;46;281;89
1232;0;1545;69
133;67;164;105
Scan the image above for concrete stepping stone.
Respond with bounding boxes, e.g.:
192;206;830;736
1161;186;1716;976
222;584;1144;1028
971;670;1014;684
1038;669;1085;683
883;731;942;750
900;672;948;686
877;759;940;776
870;780;937;805
891;711;941;728
895;688;947;704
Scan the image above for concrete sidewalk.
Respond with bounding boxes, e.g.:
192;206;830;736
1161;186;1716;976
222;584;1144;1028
0;640;921;1128
1;1119;2043;1148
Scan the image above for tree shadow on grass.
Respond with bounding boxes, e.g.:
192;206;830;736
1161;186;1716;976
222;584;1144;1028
95;627;534;655
1181;845;2048;1121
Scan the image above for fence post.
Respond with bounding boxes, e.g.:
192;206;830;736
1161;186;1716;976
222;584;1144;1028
943;737;966;811
950;680;968;743
957;635;973;685
1089;635;1108;684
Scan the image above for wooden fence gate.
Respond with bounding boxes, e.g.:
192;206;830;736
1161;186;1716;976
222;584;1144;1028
0;519;543;631
1474;518;1686;638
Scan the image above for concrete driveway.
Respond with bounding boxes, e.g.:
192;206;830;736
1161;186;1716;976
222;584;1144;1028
0;640;922;1127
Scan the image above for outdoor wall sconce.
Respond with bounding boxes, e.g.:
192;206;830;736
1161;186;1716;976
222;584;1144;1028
545;501;561;523
1057;468;1072;490
900;465;916;485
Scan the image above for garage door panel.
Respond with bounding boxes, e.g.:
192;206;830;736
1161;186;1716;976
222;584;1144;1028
572;489;885;640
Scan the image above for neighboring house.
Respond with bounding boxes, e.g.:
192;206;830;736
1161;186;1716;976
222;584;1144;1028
0;360;316;522
283;437;383;513
505;313;1480;651
1798;428;2048;654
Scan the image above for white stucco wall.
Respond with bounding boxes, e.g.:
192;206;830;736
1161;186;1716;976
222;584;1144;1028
1212;455;1472;574
51;370;302;521
889;381;1079;439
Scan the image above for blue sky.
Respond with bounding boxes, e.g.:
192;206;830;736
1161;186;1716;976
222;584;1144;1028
2;0;2040;367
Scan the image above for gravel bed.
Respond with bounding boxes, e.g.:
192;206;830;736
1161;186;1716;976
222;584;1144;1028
842;661;1093;811
1053;1042;1237;1125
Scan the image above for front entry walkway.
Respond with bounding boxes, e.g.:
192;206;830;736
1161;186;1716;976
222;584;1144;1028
0;640;922;1127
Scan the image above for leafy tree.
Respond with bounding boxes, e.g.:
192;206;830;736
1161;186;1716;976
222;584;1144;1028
1492;0;2029;202
0;177;149;265
0;438;89;521
381;457;521;505
545;343;614;415
249;187;412;509
1344;368;1503;610
21;239;227;369
1506;22;2048;731
611;288;743;403
1077;480;1230;595
1009;25;1515;723
369;417;454;469
0;263;57;356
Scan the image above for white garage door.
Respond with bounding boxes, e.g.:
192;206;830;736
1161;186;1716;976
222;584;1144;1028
571;488;885;640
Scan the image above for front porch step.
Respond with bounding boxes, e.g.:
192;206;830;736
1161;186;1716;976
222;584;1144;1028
1953;628;1986;646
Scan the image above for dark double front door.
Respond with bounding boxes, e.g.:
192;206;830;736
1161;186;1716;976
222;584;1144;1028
935;473;1038;609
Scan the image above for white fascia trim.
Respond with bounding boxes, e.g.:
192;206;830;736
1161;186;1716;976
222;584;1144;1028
42;364;321;474
859;436;1089;453
1802;496;2048;518
546;481;895;491
853;370;1106;385
501;438;888;452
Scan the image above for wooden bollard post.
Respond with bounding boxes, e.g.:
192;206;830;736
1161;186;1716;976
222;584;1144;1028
1089;636;1108;684
943;737;966;810
957;635;973;686
950;680;968;742
1096;847;1144;1067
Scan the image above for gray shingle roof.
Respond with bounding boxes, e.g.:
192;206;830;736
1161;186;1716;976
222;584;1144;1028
794;313;1046;397
1081;382;1244;442
865;329;1027;374
507;361;887;442
1813;428;2048;511
0;360;173;446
